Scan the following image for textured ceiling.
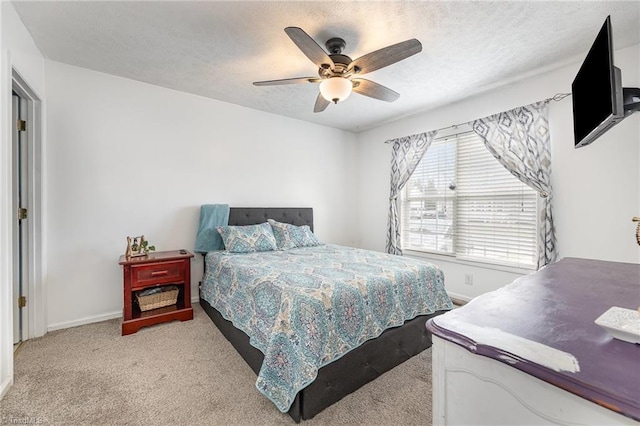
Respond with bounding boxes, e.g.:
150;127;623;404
11;1;640;132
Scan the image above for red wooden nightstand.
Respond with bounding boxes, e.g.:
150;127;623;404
118;250;194;335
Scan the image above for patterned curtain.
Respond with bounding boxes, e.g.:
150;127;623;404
471;101;557;268
386;131;438;255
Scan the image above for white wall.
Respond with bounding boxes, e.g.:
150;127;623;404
44;60;358;330
552;45;639;264
355;44;640;300
0;1;46;399
0;0;7;401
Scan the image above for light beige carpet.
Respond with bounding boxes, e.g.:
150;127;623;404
1;304;433;425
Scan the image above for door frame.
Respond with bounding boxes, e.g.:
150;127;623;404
11;91;27;344
11;70;44;341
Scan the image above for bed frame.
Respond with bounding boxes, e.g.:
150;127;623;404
199;207;446;422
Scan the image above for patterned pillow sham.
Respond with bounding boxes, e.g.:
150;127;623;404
216;222;278;253
267;219;322;250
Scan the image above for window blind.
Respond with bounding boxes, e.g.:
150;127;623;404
401;131;537;268
401;137;456;255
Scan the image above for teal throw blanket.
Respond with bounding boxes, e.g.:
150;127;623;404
194;204;230;253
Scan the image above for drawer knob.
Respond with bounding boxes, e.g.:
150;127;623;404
150;270;169;276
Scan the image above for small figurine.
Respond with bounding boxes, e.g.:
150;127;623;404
126;235;156;258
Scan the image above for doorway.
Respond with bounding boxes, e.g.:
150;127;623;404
11;71;44;349
11;91;28;348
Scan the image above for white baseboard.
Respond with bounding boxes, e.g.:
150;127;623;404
46;291;459;332
47;298;203;332
47;310;122;332
0;375;13;400
447;291;473;305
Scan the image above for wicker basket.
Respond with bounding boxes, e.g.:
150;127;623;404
136;286;179;312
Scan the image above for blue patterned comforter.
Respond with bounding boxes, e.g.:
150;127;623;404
201;244;452;412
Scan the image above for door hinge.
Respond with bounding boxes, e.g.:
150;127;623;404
18;208;28;220
18;296;26;308
17;120;26;132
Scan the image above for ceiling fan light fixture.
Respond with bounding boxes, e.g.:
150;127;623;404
319;77;352;104
253;27;422;112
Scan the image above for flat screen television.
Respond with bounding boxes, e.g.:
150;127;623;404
571;16;624;148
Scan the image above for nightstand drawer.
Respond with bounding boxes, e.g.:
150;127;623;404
131;261;184;288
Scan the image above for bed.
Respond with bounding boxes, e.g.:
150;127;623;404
198;207;452;422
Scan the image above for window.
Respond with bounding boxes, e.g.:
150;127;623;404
401;130;537;269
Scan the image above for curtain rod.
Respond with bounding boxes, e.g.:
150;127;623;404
546;92;571;103
384;92;571;144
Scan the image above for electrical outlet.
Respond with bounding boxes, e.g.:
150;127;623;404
465;274;473;285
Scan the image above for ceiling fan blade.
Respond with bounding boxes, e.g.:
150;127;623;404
253;77;320;86
352;78;400;102
314;93;330;113
349;39;422;75
284;27;335;70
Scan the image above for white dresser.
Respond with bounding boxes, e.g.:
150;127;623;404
427;258;640;425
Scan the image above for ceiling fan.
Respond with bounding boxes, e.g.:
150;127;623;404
253;27;422;113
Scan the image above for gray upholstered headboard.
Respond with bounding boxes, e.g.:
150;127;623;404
228;207;313;231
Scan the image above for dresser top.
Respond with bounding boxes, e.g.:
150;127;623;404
427;257;640;421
